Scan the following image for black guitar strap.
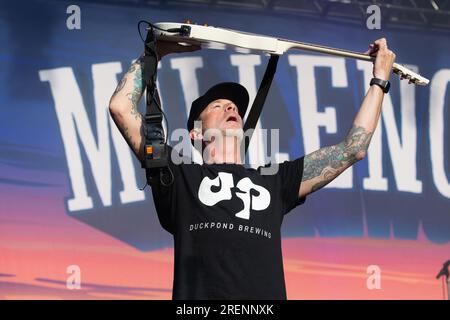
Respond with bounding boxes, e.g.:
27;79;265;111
141;27;172;186
243;54;279;154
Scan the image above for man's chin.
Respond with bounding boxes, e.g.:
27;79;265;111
223;128;244;141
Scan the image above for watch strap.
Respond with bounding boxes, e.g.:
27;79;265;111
370;77;390;93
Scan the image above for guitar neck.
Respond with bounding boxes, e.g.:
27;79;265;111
279;38;373;62
279;38;429;86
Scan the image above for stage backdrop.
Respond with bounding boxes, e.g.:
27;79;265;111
1;0;449;299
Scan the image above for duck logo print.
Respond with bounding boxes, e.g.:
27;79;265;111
198;172;271;220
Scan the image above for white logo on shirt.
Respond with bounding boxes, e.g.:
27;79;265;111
198;172;270;220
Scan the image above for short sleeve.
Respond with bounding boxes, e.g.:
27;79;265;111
277;156;307;214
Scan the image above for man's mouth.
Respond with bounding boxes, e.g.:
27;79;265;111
226;115;238;123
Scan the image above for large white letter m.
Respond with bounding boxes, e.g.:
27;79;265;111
39;63;145;212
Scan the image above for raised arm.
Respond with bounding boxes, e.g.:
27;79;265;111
299;38;396;198
108;41;200;163
109;55;146;162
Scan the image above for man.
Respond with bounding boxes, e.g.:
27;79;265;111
109;38;396;299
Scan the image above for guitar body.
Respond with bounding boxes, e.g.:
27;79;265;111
154;22;284;55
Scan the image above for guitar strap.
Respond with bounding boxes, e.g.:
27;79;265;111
243;54;279;154
141;27;172;187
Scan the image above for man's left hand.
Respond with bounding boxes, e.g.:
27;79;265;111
365;38;396;81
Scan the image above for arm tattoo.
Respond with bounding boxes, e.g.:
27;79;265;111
111;62;138;97
303;125;373;192
111;59;145;120
126;62;145;120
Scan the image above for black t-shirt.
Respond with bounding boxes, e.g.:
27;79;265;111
149;148;306;300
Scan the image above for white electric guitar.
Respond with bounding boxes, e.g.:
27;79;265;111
153;22;429;86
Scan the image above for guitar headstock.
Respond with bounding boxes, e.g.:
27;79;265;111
392;63;429;86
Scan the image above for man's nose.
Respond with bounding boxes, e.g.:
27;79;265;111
225;103;237;112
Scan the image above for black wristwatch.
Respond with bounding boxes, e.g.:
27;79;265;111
370;77;390;94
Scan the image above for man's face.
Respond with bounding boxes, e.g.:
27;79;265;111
197;99;243;134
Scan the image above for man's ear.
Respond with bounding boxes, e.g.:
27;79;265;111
189;128;203;141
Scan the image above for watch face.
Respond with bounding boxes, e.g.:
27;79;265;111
385;81;390;93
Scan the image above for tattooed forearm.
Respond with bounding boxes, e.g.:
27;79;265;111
108;54;149;163
113;112;146;160
303;125;373;192
110;57;145;120
342;125;373;158
126;63;144;120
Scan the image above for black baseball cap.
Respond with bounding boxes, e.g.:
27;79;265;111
187;82;249;132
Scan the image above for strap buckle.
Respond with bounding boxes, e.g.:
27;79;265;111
145;113;163;124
